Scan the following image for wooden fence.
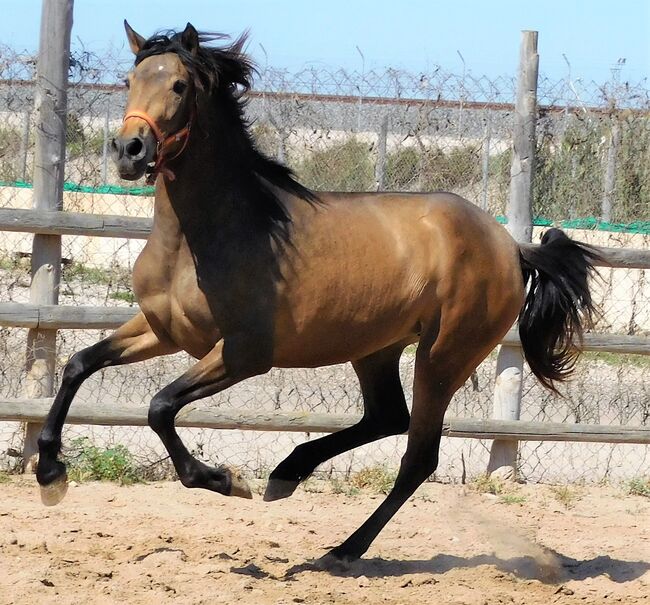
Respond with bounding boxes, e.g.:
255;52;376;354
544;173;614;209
0;208;649;453
0;16;649;477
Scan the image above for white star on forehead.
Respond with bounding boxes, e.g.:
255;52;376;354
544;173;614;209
158;65;165;71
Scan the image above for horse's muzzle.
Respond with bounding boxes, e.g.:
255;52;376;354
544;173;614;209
111;135;152;181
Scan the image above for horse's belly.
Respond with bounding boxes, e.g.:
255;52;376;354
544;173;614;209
271;294;422;367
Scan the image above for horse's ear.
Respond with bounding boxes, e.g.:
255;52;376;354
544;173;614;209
124;20;145;55
181;22;200;56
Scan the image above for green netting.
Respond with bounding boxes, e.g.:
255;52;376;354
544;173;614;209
0;180;155;197
1;180;648;234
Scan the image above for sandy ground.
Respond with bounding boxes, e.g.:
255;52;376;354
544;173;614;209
0;478;648;605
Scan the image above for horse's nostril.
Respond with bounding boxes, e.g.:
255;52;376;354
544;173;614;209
125;138;144;159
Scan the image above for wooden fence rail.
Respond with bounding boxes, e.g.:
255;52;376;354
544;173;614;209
1;208;649;268
0;302;647;354
1;398;649;444
1;207;650;269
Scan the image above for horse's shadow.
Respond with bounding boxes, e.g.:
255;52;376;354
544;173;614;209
284;550;650;585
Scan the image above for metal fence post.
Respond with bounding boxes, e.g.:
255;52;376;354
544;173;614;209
487;30;539;480
101;103;110;184
602;119;620;223
481;110;492;211
375;115;388;191
19;110;31;182
22;0;74;471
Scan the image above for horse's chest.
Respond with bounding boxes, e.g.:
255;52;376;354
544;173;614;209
133;246;219;357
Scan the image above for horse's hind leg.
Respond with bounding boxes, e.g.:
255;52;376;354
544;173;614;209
324;324;496;563
264;342;410;502
37;312;178;505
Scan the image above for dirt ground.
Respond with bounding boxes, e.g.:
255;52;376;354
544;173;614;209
0;477;648;605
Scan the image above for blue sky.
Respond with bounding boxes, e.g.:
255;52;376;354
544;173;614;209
2;0;648;83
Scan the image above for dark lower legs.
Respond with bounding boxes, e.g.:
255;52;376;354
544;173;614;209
264;344;410;501
36;313;177;504
146;338;265;498
321;318;502;562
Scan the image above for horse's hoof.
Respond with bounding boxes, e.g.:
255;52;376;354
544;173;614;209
263;478;299;502
39;475;69;506
314;551;355;571
228;468;253;499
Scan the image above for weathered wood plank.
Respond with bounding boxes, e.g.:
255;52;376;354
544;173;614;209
0;208;152;239
591;246;650;270
1;398;648;444
0;303;137;329
501;329;650;355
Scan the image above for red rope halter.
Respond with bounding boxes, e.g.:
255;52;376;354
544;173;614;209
122;110;193;185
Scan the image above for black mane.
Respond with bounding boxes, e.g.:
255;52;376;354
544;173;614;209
135;29;317;224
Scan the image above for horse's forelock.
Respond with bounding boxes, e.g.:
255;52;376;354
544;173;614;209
134;29;254;94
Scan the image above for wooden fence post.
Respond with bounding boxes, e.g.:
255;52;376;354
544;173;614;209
22;0;74;471
487;30;538;480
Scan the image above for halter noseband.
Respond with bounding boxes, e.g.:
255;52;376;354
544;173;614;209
122;110;193;185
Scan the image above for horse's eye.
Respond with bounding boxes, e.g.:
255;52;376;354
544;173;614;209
124;78;130;89
173;80;187;95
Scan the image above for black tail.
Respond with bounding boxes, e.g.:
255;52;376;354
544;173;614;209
518;228;601;392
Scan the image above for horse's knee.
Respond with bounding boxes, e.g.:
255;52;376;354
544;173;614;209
148;393;174;434
61;350;90;384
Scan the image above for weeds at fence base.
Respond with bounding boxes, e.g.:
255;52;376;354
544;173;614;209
64;437;141;485
550;485;583;509
471;474;529;506
349;465;398;495
627;477;650;498
472;474;509;495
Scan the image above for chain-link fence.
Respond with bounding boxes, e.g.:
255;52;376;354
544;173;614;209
0;43;648;484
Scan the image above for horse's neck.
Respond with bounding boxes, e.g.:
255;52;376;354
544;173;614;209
150;107;276;257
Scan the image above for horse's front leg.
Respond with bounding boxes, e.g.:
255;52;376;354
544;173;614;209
37;312;179;504
147;337;267;499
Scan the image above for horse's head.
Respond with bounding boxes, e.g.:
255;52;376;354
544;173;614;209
111;21;198;182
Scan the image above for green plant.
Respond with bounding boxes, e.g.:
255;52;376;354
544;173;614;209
385;146;420;190
627;478;650;498
109;290;136;304
295;138;375;191
550;485;581;509
615;116;650;222
0;471;11;484
472;474;506;495
584;351;650;369
384;144;482;192
350;466;397;495
0;127;21;156
533;117;605;221
499;493;526;505
330;477;361;496
65;437;140;485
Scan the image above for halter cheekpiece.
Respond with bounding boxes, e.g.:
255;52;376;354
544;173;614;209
122;110;193;185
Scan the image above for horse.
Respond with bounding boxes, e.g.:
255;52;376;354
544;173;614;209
36;21;599;563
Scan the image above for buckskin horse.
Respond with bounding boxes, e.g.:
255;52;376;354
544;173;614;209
36;22;599;563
